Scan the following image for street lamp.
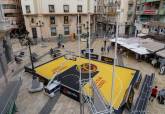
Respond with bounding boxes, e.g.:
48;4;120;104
25;32;35;79
36;20;44;41
83;21;89;49
25;32;43;93
110;1;121;113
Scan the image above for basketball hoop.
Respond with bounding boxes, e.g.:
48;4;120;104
64;54;77;61
76;63;97;74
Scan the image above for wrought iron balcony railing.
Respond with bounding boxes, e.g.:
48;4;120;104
0;20;11;31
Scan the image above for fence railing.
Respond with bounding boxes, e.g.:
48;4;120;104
82;80;110;114
0;77;22;114
0;21;11;31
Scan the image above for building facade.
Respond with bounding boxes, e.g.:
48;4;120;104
0;8;13;79
21;0;97;41
96;0;136;37
0;0;23;29
125;0;137;36
96;0;117;37
136;0;165;41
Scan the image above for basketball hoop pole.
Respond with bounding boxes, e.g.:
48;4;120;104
110;1;120;113
78;4;84;114
87;0;93;102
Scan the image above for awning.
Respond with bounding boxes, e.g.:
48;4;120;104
157;50;165;58
137;33;148;37
110;38;150;55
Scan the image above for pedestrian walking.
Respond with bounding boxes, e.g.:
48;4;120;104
50;48;54;55
101;47;104;54
107;46;110;53
104;40;107;48
149;86;158;102
62;44;65;49
57;42;61;48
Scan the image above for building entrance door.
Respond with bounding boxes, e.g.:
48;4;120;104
32;28;37;39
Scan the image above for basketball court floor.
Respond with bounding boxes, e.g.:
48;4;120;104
29;56;140;111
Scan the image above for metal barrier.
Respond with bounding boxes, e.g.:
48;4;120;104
82;80;110;114
131;74;155;114
0;77;22;114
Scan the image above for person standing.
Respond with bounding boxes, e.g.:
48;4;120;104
50;48;54;55
107;46;110;53
104;40;107;48
62;44;65;49
101;47;104;54
149;86;158;102
57;41;61;48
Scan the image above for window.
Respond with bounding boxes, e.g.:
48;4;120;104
31;18;34;23
77;16;81;24
64;26;70;35
94;6;97;12
64;5;69;12
51;27;57;36
163;1;165;8
49;5;55;12
77;5;82;12
77;26;82;34
136;6;140;11
64;16;69;24
50;16;55;24
26;5;30;13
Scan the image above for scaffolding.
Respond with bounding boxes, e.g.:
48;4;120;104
77;1;120;114
131;74;155;114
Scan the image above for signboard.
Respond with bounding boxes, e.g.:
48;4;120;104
126;88;135;110
61;86;80;101
101;56;114;64
143;10;158;15
85;53;99;60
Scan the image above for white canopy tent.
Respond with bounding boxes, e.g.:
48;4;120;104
157;50;165;58
110;38;150;55
137;33;148;37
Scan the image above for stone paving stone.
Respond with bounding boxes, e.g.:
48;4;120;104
7;39;165;114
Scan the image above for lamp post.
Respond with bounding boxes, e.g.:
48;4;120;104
83;21;89;49
26;32;43;93
110;1;120;113
36;20;44;42
26;33;36;79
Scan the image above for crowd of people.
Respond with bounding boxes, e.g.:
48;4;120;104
100;39;112;54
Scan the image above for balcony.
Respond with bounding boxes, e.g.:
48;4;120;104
137;0;142;4
159;8;165;15
128;0;134;4
3;9;19;14
136;10;142;15
141;0;160;3
0;21;11;31
143;9;158;15
128;10;134;16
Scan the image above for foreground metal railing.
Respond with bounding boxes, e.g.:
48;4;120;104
82;80;111;114
0;76;22;114
131;73;155;114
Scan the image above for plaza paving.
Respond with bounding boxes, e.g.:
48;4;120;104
2;38;165;114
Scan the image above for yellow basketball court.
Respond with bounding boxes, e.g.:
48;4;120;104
33;56;138;110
